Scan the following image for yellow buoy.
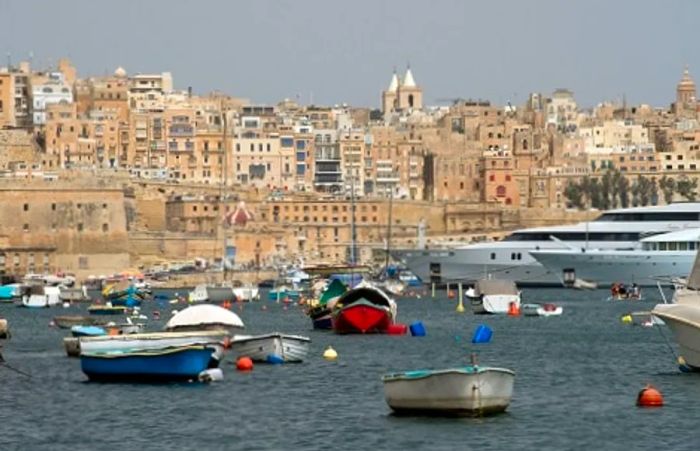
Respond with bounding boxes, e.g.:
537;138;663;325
621;314;633;324
456;300;465;313
323;346;338;360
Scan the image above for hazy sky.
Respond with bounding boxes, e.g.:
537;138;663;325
1;0;698;109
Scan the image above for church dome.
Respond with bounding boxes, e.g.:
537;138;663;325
114;66;127;78
678;66;696;91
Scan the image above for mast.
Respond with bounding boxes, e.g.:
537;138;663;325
220;100;228;282
350;172;357;266
383;187;393;276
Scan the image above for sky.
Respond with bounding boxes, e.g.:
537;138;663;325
0;0;698;109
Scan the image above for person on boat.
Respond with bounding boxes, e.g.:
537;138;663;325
618;283;627;299
611;283;620;298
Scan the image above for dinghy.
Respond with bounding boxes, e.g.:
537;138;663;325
230;333;310;363
382;365;515;416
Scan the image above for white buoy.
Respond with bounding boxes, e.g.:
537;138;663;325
198;368;224;382
62;302;70;309
323;346;338;360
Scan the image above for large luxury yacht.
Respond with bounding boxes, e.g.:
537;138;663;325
391;203;700;287
530;227;700;287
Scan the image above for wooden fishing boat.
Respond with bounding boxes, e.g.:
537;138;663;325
382;366;515;416
87;305;127;315
230;333;310;363
332;281;397;334
53;315;107;329
80;345;216;382
466;280;521;314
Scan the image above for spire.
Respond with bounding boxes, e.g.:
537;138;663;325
403;64;416;88
387;69;399;92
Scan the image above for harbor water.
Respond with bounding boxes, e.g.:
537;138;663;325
0;288;698;450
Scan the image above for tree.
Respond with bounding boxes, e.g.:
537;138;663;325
588;178;603;209
617;175;630;208
564;182;585;209
600;171;613;210
676;176;698;201
659;176;676;204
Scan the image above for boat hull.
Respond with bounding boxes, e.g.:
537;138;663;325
79;331;228;366
470;294;521;314
382;367;515;416
333;302;392;334
652;303;700;368
522;304;563;317
54;316;106;329
230;333;310;363
232;287;260;302
88;306;127;315
81;346;215;382
391;247;561;287
530;249;696;287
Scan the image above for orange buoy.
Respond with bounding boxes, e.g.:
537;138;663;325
448;290;456;299
507;302;520;316
236;356;254;371
636;384;663;407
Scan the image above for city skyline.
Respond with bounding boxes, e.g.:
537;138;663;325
0;0;699;109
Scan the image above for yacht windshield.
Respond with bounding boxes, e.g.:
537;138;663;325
503;232;641;241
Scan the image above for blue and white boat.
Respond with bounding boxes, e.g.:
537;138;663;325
71;325;107;337
79;330;229;367
0;283;23;302
80;345;215;382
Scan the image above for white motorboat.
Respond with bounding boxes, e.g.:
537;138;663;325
651;251;700;369
466;280;520;314
382;366;515;416
22;285;61;308
231;284;260;302
230;333;310;363
392;203;700;287
522;303;563;317
188;283;235;303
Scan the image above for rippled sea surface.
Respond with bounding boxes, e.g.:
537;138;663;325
1;287;699;451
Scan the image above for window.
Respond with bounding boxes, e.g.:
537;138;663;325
490;252;496;260
77;203;82;209
23;203;28;211
23;224;28;232
51;203;56;211
77;223;83;232
102;223;109;232
505;175;511;182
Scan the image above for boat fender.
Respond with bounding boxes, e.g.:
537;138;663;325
266;354;285;364
507;302;520;317
236;356;254;371
323;346;338;360
409;321;426;337
198;368;224;383
472;324;493;344
678;356;692;373
636;384;663;407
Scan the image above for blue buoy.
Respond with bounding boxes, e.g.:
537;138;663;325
409;321;427;337
266;354;285;364
472;324;493;344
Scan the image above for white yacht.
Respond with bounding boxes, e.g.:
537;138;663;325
530;228;700;287
392;203;700;287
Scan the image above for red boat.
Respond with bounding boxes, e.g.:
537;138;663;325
332;283;397;334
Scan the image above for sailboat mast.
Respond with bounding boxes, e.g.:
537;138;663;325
350;172;357;265
221;101;228;281
384;187;393;274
